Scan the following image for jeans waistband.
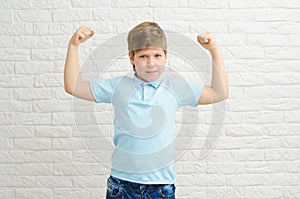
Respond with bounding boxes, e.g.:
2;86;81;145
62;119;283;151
109;175;170;191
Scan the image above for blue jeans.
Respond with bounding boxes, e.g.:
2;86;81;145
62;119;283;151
106;175;176;199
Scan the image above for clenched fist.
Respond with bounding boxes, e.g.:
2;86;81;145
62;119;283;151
197;32;218;51
69;26;95;46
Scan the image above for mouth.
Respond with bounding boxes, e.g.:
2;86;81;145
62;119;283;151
146;71;158;74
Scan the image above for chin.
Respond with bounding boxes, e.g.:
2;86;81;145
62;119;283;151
146;75;160;82
137;72;161;82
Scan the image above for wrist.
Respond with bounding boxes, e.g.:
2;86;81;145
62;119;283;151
68;40;79;48
209;46;220;54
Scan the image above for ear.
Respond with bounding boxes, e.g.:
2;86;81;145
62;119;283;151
163;51;168;65
128;52;134;65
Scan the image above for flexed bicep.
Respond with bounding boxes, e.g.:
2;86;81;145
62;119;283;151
70;81;95;102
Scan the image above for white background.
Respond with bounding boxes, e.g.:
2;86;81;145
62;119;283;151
0;0;300;198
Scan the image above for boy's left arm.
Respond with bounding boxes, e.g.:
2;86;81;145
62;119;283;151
197;32;229;105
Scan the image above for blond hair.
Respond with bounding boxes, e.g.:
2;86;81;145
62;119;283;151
127;22;167;53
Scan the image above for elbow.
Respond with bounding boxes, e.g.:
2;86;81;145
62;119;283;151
216;90;229;102
224;91;229;100
64;84;74;95
224;87;229;99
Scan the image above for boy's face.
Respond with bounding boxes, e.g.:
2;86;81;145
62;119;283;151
129;47;167;82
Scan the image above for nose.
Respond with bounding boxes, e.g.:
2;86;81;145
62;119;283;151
147;56;155;66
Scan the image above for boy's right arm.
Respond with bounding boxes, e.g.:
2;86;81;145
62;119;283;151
64;26;95;101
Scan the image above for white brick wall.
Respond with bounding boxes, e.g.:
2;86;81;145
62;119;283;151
0;0;300;198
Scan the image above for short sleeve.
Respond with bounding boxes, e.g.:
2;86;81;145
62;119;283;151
187;82;204;106
89;77;121;103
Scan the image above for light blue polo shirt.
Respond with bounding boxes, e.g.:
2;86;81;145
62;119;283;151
90;73;204;184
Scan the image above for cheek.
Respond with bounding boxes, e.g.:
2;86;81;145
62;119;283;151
134;59;146;67
135;66;145;73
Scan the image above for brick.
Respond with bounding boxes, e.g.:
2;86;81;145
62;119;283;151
72;176;102;188
0;151;34;163
12;176;35;188
72;0;110;8
0;138;14;150
34;74;63;88
36;176;73;188
229;22;267;34
149;0;188;8
34;151;72;163
229;73;264;86
32;0;70;8
244;86;299;99
0;36;13;48
14;35;53;49
15;188;52;199
205;187;244;199
190;21;228;33
33;23;74;35
177;174;225;186
51;113;75;125
227;149;264;161
0;0;32;9
14;113;52;125
0;113;13;125
52;138;86;150
0;164;15;175
15;61;54;75
53;163;93;176
226;174;265;186
14;88;53;100
244;161;284;174
0;189;15;198
230;0;300;8
53;8;93;22
247;34;289;47
14;138;52;150
53;188;90;199
206;162;244;174
266;124;300;136
15;163;53;176
0;176;12;187
72;150;100;163
0;61;14;74
0;49;30;61
35;126;72;138
15;10;52;23
0;125;34;138
0;10;13;23
266;47;300;60
31;48;66;61
245;186;284;198
189;0;228;8
265;148;300;161
284;110;300;123
217;111;283;124
7;75;34;88
265;173;299;186
176;187;205;198
176;162;205;174
225;125;264;137
267;22;300;34
255;9;300;22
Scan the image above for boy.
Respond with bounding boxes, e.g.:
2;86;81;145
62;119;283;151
64;22;228;199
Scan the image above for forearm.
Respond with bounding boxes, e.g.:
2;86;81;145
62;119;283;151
210;47;229;100
64;43;82;94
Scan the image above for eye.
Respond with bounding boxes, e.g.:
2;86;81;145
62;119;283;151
155;54;162;58
139;55;147;59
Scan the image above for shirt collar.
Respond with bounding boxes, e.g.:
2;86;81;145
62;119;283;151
133;74;162;89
